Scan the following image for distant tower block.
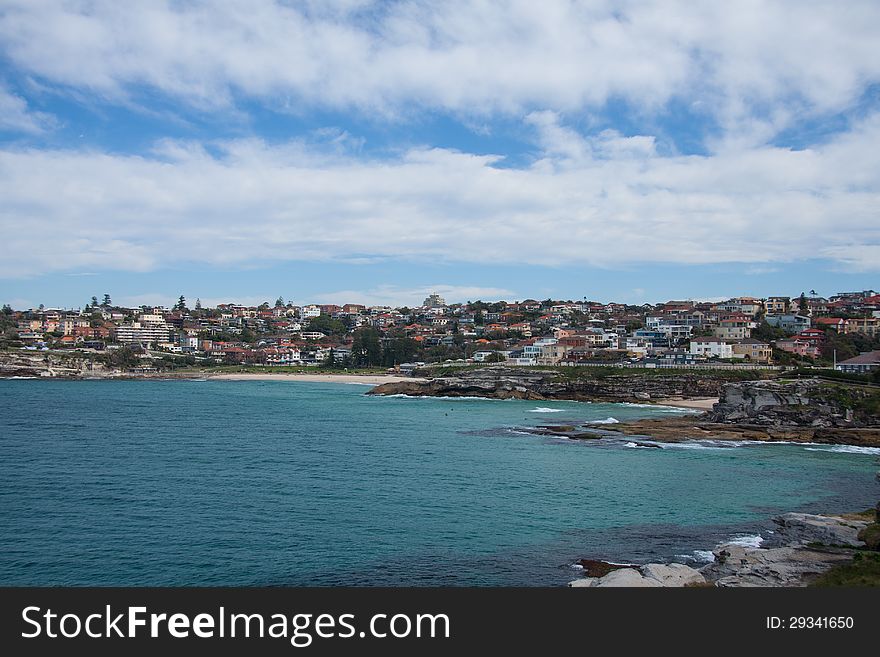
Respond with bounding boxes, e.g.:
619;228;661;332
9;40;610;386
423;293;447;308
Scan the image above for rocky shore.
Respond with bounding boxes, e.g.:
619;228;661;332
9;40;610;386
568;511;879;587
371;367;880;446
0;352;112;378
368;365;740;402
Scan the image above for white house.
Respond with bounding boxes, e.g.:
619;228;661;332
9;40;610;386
689;338;733;359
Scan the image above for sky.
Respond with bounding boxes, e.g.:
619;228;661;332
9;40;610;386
1;0;879;310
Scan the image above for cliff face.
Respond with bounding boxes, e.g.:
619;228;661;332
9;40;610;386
0;352;109;378
706;380;880;428
368;366;725;402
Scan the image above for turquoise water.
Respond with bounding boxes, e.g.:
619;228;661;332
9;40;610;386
0;379;878;586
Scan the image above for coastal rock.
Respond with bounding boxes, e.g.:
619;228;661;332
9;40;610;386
0;352;111;378
771;513;869;548
707;380;880;428
700;541;857;587
592;568;662;587
576;559;630;578
369;365;729;403
567;577;599;587
568;563;704;587
639;563;705;586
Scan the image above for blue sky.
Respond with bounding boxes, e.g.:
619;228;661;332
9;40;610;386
1;1;879;309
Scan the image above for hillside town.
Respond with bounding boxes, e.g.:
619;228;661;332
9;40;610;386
2;290;880;376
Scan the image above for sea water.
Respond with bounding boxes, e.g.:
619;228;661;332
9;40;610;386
0;379;877;586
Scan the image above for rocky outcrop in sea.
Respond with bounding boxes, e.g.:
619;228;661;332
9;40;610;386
568;512;877;588
368;366;730;402
706;379;880;428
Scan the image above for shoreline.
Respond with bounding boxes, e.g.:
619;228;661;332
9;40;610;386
568;510;878;587
650;397;718;410
205;373;428;384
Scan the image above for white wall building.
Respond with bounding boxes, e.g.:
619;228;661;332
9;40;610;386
689;338;733;359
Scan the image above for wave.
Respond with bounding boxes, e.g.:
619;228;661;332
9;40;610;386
586;417;619;424
804;445;880;455
676;550;716;563
381;394;510;401
618;402;696;413
726;534;764;548
529;407;565;413
623;441;654;449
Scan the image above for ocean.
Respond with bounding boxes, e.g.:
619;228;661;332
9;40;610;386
1;379;877;586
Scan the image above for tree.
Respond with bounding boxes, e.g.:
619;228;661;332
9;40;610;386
91;296;98;308
102;346;141;369
798;292;808;315
275;297;285;307
1;304;11;315
194;298;202;312
176;295;187;312
102;294;111;307
382;337;419;366
351;327;383;367
486;351;507;362
306;314;347;336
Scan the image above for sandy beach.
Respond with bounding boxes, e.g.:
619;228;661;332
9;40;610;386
653;397;718;410
206;373;428;385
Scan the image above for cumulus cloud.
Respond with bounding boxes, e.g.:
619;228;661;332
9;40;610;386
1;110;879;278
1;1;878;141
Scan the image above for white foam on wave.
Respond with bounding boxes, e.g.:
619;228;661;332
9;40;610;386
727;534;764;548
675;550;716;563
529;407;565;413
344;381;375;386
692;550;717;563
586;417;619;424
663;442;732;451
5;376;39;380
618;402;695;413
804;445;880;455
623;441;654;449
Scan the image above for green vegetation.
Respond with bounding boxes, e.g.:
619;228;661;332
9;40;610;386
811;552;880;587
99;346;142;369
306;314;348;336
815;383;880;417
350;327;383;367
416;363;773;381
787;367;878;385
858;524;880;551
550;365;769;382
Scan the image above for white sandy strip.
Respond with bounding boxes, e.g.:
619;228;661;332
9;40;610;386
206;373;427;384
653;397;718;410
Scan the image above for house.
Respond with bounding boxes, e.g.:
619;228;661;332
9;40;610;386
835;351;880;374
731;339;772;363
764;314;811;333
774;338;821;359
844;317;880;338
814;317;845;331
764;296;791;315
689;338;733;359
714;314;754;340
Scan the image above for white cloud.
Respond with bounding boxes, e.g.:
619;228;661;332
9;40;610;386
0;111;878;278
0;1;878;143
0;84;54;133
